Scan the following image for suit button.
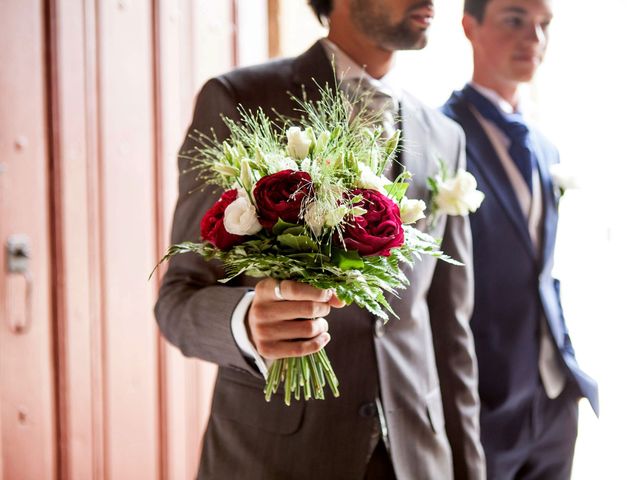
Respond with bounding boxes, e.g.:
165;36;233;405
374;318;385;338
359;402;377;418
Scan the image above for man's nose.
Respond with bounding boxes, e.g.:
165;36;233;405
525;22;547;45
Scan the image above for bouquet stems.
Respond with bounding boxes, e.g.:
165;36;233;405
264;348;339;405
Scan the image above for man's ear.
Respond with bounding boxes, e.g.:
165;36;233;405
462;14;477;41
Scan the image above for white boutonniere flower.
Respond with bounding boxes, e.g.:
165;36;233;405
427;162;485;219
549;163;579;197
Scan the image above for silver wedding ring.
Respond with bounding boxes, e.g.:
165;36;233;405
274;280;285;301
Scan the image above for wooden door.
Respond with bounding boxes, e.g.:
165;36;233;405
0;1;57;479
1;0;269;478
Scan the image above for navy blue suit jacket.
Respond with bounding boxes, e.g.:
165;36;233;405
442;90;598;449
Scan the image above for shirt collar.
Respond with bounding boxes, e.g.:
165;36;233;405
320;38;403;102
469;81;520;115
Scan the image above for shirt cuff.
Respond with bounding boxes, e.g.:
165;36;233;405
230;291;271;379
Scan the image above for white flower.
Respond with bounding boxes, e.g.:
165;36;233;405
239;158;254;192
230;181;245;193
356;162;392;194
400;198;427;224
305;201;348;235
434;169;485;216
549;163;580;191
300;158;312;173
286;126;313;160
222;142;240;162
213;163;239;177
266;153;298;174
315;130;331;152
223;194;262;236
304;201;325;237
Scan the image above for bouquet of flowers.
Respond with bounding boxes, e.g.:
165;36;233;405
157;84;460;405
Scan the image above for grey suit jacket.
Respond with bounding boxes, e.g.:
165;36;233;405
155;41;485;480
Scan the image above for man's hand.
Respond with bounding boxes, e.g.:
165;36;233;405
247;278;345;360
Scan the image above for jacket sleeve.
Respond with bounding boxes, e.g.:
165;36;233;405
154;77;259;375
428;126;486;480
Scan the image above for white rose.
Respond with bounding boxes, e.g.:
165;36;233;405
223;195;262;236
266;153;298;174
286;126;313;160
356;162;392;194
435;169;485;216
549;163;580;191
400;198;427;224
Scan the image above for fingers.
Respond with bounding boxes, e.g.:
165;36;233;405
257;317;329;341
251;299;332;322
258;278;335;303
248;279;345;359
328;293;346;308
258;332;331;360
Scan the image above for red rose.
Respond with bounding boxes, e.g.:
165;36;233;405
340;189;404;257
200;189;244;250
253;170;312;229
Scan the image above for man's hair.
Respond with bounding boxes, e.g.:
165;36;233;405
464;0;490;22
308;0;333;23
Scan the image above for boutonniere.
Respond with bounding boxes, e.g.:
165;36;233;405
426;160;485;225
549;163;579;198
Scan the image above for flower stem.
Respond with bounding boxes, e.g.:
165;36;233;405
262;348;340;404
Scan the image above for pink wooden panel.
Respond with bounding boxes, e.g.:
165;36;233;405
47;0;105;478
0;0;56;479
153;1;196;478
96;0;160;478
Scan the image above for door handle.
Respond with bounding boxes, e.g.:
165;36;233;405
5;234;33;334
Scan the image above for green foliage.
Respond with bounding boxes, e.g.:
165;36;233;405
161;221;458;322
384;182;409;202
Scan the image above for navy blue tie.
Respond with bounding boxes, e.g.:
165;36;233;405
462;84;536;191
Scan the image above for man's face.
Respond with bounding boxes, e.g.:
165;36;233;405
349;0;435;51
467;0;553;84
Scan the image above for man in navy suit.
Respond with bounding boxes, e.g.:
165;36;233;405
442;0;598;478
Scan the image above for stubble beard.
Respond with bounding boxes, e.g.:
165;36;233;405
350;0;429;51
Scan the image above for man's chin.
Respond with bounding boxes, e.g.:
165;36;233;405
512;69;537;83
386;32;428;51
511;61;540;82
411;33;429;50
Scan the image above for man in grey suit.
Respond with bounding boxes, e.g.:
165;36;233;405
155;1;485;478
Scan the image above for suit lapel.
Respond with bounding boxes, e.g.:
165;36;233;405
530;132;558;268
400;99;434;201
448;92;536;259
